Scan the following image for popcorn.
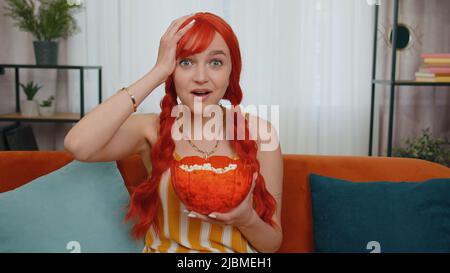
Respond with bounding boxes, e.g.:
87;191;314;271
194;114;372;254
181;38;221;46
178;163;238;173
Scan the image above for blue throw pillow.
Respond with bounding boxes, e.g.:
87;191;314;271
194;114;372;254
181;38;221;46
0;160;144;253
309;174;450;253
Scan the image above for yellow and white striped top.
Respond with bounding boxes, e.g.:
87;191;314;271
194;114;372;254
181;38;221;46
143;165;258;253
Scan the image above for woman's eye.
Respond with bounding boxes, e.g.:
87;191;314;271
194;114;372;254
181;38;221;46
179;59;192;66
211;59;223;66
179;59;223;67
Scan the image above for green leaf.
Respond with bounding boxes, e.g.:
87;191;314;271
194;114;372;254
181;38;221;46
4;0;82;41
394;128;450;167
20;81;43;100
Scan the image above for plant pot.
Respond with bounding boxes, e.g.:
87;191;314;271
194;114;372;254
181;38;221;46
33;41;59;65
39;105;56;117
20;100;39;117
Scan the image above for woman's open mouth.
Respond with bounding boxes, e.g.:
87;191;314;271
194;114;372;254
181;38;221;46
191;89;212;101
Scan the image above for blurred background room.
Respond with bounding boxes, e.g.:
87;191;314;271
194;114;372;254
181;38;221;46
0;0;449;166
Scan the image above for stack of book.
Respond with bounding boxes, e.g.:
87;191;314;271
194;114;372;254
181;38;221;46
415;53;450;82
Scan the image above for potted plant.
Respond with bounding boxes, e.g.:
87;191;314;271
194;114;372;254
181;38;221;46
4;0;83;65
39;95;55;117
393;128;450;167
20;81;42;117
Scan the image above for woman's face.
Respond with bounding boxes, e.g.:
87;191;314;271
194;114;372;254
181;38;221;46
174;32;232;113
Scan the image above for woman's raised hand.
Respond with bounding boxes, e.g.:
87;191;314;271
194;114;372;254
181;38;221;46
153;14;196;81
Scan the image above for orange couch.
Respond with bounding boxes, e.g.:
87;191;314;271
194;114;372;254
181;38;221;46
1;151;449;253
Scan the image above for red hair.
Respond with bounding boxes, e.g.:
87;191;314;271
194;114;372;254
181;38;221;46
125;12;277;239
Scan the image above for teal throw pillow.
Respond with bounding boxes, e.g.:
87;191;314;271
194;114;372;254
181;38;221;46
0;160;143;253
309;174;450;253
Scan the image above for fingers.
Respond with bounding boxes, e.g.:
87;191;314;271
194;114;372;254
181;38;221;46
163;14;191;36
174;19;195;41
185;210;224;225
167;14;196;38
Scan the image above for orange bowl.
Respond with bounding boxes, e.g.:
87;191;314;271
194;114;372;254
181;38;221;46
171;156;253;215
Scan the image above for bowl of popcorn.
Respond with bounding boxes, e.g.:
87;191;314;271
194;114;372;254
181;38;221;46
170;155;253;215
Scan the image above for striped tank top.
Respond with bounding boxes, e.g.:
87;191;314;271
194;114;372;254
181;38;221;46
143;151;257;253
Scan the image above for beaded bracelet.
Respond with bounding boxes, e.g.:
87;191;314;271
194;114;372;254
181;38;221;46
120;87;137;113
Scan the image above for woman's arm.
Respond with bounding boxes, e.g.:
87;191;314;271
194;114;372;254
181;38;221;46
64;68;166;161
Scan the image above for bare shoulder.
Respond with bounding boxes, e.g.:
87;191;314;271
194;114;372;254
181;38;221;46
245;113;280;151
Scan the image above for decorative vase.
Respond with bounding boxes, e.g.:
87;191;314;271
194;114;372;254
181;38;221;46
21;100;39;117
33;41;59;65
39;105;56;117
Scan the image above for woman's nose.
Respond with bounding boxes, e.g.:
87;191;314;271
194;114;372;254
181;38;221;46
193;65;209;83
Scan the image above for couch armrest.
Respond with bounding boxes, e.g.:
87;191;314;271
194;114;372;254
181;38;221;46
0;151;74;193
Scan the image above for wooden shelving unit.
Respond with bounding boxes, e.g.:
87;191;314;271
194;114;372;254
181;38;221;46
0;64;102;124
368;0;450;157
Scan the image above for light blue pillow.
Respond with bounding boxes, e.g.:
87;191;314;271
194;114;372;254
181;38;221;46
0;160;144;253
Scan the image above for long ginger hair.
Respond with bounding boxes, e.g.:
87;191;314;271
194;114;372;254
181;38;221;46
126;12;277;239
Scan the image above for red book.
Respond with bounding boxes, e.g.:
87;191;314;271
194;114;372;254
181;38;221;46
420;53;450;59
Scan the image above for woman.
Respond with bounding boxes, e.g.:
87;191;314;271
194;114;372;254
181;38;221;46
64;12;283;253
